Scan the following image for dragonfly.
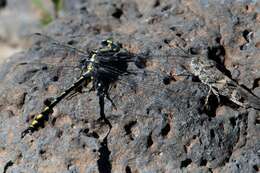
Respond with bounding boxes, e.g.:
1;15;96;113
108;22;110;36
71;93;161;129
20;33;169;139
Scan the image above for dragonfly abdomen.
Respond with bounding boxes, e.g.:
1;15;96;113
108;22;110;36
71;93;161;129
21;72;92;138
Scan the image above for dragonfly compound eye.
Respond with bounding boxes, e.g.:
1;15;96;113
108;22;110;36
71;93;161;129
101;40;108;46
101;38;113;47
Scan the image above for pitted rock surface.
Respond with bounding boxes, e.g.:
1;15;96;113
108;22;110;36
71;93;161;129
0;0;259;173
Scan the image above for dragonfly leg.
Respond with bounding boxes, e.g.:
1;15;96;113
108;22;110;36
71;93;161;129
66;86;85;100
66;80;91;100
66;91;79;100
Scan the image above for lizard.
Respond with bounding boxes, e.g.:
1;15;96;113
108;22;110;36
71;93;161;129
188;54;260;110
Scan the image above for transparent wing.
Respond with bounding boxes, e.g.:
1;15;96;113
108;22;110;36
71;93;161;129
23;33;187;97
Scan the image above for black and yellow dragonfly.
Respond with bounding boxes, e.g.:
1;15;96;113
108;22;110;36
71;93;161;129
21;33;153;138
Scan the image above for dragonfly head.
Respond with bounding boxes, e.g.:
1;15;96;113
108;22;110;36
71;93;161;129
101;38;122;52
101;38;113;46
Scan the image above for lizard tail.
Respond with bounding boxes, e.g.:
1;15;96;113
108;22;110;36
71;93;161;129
248;95;260;110
238;86;260;110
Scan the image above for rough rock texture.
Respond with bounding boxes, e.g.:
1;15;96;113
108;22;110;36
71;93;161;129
0;0;260;173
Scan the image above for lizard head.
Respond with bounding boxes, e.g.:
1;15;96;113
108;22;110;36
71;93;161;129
190;56;216;75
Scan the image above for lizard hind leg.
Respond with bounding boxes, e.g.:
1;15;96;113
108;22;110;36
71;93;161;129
204;86;212;107
230;97;246;107
204;86;220;107
202;86;220;113
230;90;247;108
211;87;220;104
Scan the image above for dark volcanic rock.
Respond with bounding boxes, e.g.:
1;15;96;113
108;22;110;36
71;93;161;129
0;0;6;8
0;0;259;173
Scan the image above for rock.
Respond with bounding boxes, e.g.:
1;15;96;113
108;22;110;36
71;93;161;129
0;0;259;173
0;0;6;8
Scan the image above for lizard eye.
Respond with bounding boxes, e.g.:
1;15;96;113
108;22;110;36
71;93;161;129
194;65;200;70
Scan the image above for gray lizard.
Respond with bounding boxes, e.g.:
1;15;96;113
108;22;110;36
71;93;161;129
189;55;260;109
